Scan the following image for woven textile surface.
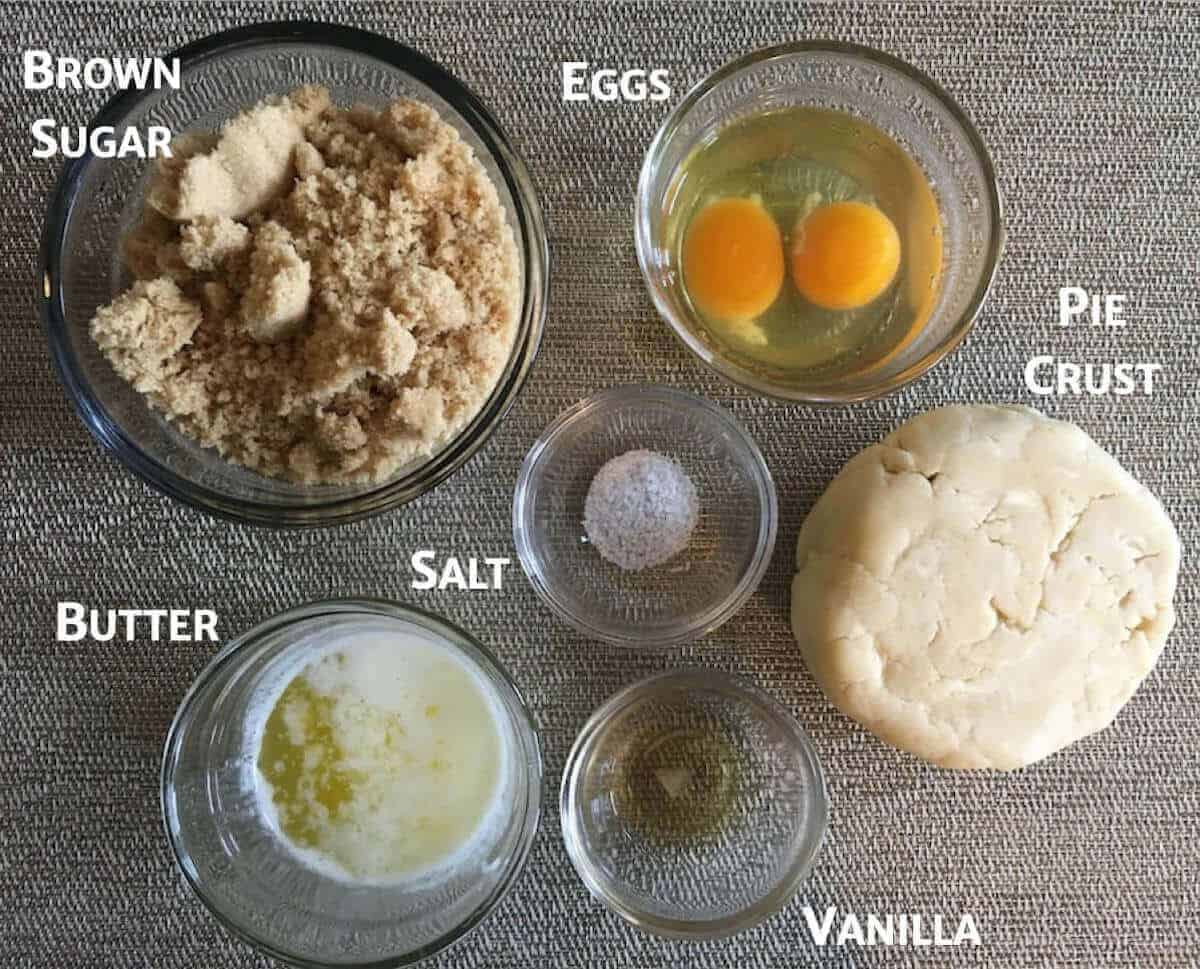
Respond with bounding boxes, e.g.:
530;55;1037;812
2;1;1198;966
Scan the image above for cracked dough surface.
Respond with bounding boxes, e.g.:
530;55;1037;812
791;404;1180;770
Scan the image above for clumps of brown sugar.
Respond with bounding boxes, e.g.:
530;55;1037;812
90;85;520;484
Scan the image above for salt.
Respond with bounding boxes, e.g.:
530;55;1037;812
583;449;699;571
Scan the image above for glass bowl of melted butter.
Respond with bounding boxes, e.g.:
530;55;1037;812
161;599;542;966
636;42;1002;403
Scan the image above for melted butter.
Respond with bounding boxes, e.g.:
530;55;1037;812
256;635;504;881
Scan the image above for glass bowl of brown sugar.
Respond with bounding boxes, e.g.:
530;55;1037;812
42;22;547;526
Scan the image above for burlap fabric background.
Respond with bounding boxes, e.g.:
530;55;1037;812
3;1;1197;966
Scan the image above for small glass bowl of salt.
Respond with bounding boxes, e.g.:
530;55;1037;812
512;384;777;648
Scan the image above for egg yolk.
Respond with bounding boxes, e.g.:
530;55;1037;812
790;200;901;311
682;197;784;321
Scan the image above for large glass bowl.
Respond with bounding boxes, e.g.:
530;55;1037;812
561;669;828;938
635;41;1002;403
41;22;548;526
161;598;543;967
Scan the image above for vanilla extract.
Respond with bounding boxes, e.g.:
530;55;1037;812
611;722;741;841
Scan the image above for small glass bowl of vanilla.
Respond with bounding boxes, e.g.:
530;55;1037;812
561;669;828;938
636;41;1003;403
161;599;542;967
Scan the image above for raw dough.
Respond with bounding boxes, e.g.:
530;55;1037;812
790;405;1179;770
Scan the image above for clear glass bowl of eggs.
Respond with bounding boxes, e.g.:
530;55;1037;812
635;42;1003;402
511;385;777;649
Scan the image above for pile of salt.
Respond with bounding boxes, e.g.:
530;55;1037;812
583;449;698;571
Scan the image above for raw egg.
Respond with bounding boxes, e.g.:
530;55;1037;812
790;200;901;311
682;196;784;321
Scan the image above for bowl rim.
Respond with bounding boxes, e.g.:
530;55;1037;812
511;384;779;649
41;20;549;527
559;667;829;939
160;596;544;968
634;39;1005;404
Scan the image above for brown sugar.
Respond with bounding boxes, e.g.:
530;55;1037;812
90;86;520;484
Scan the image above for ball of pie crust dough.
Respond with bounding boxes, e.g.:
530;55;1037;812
791;405;1180;770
